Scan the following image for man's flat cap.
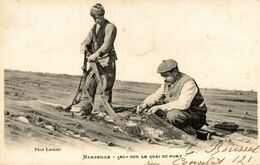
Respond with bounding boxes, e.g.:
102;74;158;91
157;59;178;73
90;3;105;16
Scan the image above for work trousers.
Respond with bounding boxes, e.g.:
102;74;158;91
81;62;116;114
155;106;206;130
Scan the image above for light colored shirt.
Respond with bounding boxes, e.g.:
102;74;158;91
143;80;198;111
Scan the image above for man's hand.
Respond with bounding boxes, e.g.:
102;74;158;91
88;52;100;61
147;105;162;114
136;102;148;114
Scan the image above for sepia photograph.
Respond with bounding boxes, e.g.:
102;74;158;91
1;0;259;164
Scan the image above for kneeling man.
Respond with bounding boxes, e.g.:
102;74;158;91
137;59;207;134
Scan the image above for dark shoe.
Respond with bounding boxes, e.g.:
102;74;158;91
196;130;211;140
79;105;92;116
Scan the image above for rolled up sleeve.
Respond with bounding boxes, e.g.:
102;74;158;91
81;30;93;52
143;84;165;107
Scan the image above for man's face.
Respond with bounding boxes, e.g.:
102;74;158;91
161;69;179;84
92;15;104;24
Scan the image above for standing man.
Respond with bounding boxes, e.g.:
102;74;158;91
80;3;117;116
137;59;207;134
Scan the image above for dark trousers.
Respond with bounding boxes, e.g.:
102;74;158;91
155;108;206;130
81;62;116;113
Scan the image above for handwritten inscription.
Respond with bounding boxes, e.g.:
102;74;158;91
206;141;260;157
80;141;259;164
177;141;259;165
172;157;225;165
144;161;160;165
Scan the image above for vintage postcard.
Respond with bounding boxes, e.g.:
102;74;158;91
1;0;260;164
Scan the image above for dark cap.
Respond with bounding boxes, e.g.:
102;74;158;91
157;59;178;74
90;3;105;17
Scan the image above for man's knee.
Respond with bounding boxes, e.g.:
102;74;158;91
166;110;190;128
166;110;184;121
